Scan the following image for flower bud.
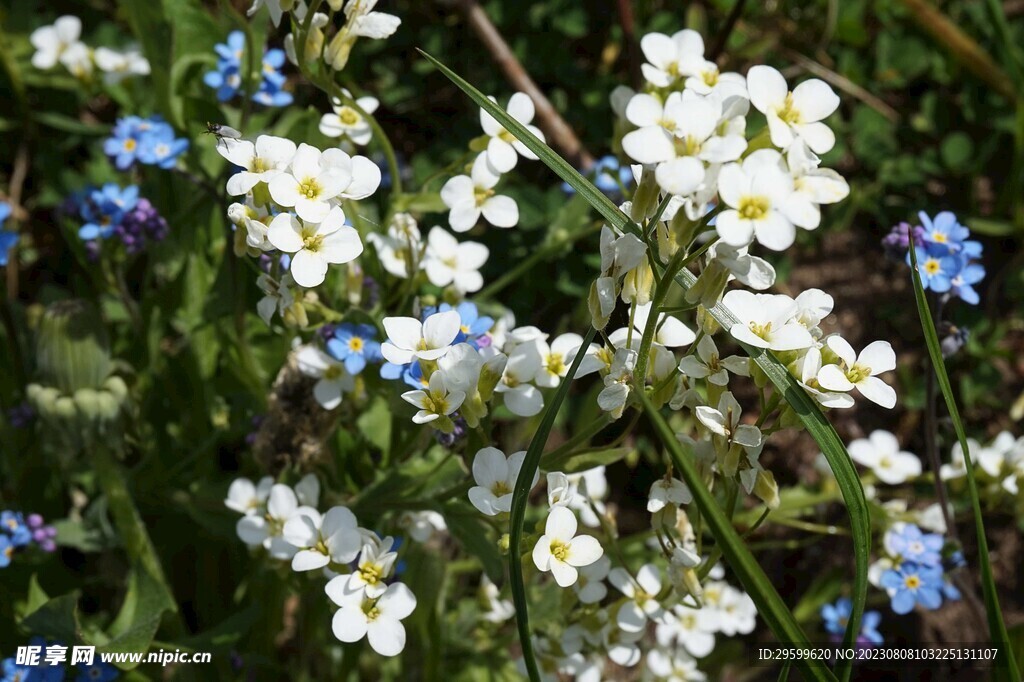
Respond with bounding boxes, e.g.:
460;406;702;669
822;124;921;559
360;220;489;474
621;262;654;306
630;168;659;221
696;306;719;336
478;353;507;401
36;300;111;394
754;469;780;509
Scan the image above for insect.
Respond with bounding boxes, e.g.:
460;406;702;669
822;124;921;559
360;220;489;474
202;122;242;147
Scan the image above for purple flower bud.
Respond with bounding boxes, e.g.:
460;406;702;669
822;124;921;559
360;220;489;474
882;222;927;261
6;402;35;428
27;513;44;529
362;276;380;308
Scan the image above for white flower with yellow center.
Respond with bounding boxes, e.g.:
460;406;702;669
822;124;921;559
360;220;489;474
723;289;814;351
94;47;151;84
422;226;489;293
225;476;274;516
348;537;399;598
296;345;355;410
597;347;637;420
440;154;519;232
816;336;897;409
848;430;922;484
400;370;465;425
532;333;603;388
282;506;362;572
480;92;544;173
30;16;83;70
367;213;422;279
319;92;378;145
639;29;706;88
784;144;850;230
235;484;316;559
695;391;762;452
747;65;840;154
326;574;416;657
380;310;461;364
610;563;665;632
647;475;692;513
218;135;297;196
716;149;809;251
532;507;604;588
468;447;535;515
677;335;749;386
268;206;363;288
494;340;545;416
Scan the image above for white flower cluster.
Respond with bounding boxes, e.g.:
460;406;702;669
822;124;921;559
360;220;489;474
31;15;150;83
439;92;548;232
221;136;381;288
942;431;1024;499
224;474;418;657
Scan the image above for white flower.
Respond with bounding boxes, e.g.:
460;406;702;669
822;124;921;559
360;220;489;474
225;476;273;515
597;348;637;419
656;605;716;658
677;335;749;386
647;476;692;512
533;333;603;388
716;149;809;251
294;473;320;507
695;391;762;450
747;65;840;154
610;563;664;632
31;16;83;70
400;370;465;424
235;484;316;558
269;143;381;223
712;242;777;290
494;341;544;417
296;345;355;410
793;288;835;332
326;575;416;657
480;575;516;623
268;206;363;288
398;511;447;543
218;136;297;196
547;471;577;508
367;213;422;279
620;302;696;349
381;310;461;364
723;289;814;351
816;337;897;409
440;154;519;231
567;466;608;528
797;346;855;409
319;92;378;145
93;47;150;84
256;273;300;326
646;649;707;682
422;227;489;293
348;537;399;598
480;92;544;173
940;438;982;481
532;507;604;587
344;0;401;39
573;554;610;604
848;430;922;484
282;506;362;571
247;0;289;26
468;448;536;515
784;145;849;229
639;30;706;88
58;42;92;79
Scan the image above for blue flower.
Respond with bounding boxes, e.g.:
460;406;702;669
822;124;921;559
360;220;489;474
205;32;291;107
0;535;13;568
918;211;969;253
820;597;883;646
880;562;944;614
562;155;633;197
26;637;65;681
2;657;33;682
260;49;288;88
401;361;429;390
74;662;118;682
252;78;294;107
103;116;146;170
0;202;10;225
0;230;18;268
79;185;132;241
326;323;382;375
2;511;32;547
380;361;406;380
203;64;242;102
909;245;958;293
137;129;189;169
949;256;985;305
214;30;246;68
884;523;943;566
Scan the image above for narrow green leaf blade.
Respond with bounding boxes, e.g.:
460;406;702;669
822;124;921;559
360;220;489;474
638;390;835;682
908;243;1019;680
508;327;598;682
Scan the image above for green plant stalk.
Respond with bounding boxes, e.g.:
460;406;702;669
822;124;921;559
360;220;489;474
422;49;869;681
508;327;598;682
908;243;1019;680
637;390;835;682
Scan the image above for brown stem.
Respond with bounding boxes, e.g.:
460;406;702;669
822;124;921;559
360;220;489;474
616;0;643;89
783;49;899;123
450;0;595;169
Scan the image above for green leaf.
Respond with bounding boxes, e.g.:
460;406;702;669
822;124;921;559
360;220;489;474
638;391;834;682
444;507;504;584
908;241;1020;680
20;592;81;644
26;575;50;615
542;446;632;474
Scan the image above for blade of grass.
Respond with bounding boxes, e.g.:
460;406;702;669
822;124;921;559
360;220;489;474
638;390;835;682
509;327;597;682
420;49;869;681
908;243;1020;681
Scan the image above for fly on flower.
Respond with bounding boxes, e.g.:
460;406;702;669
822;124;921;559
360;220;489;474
204;122;242;149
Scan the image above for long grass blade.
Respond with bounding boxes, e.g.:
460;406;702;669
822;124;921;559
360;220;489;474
907;242;1020;681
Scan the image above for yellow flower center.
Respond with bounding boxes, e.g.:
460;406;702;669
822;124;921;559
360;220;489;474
738;196;770;221
252;157;270;173
932;232;947;243
546;353;566;377
348;337;364;352
299;178;323;199
748;321;772;339
492;481;511;496
845;363;871;384
550;539;570;562
702;69;719;87
301;227;324;252
665;61;680;78
324;365;342;380
776;92;802;125
674;135;703;157
123;138;137;152
359;562;384;586
338;106;360;126
924;259;941;275
904;575;921;589
473;186;494;206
